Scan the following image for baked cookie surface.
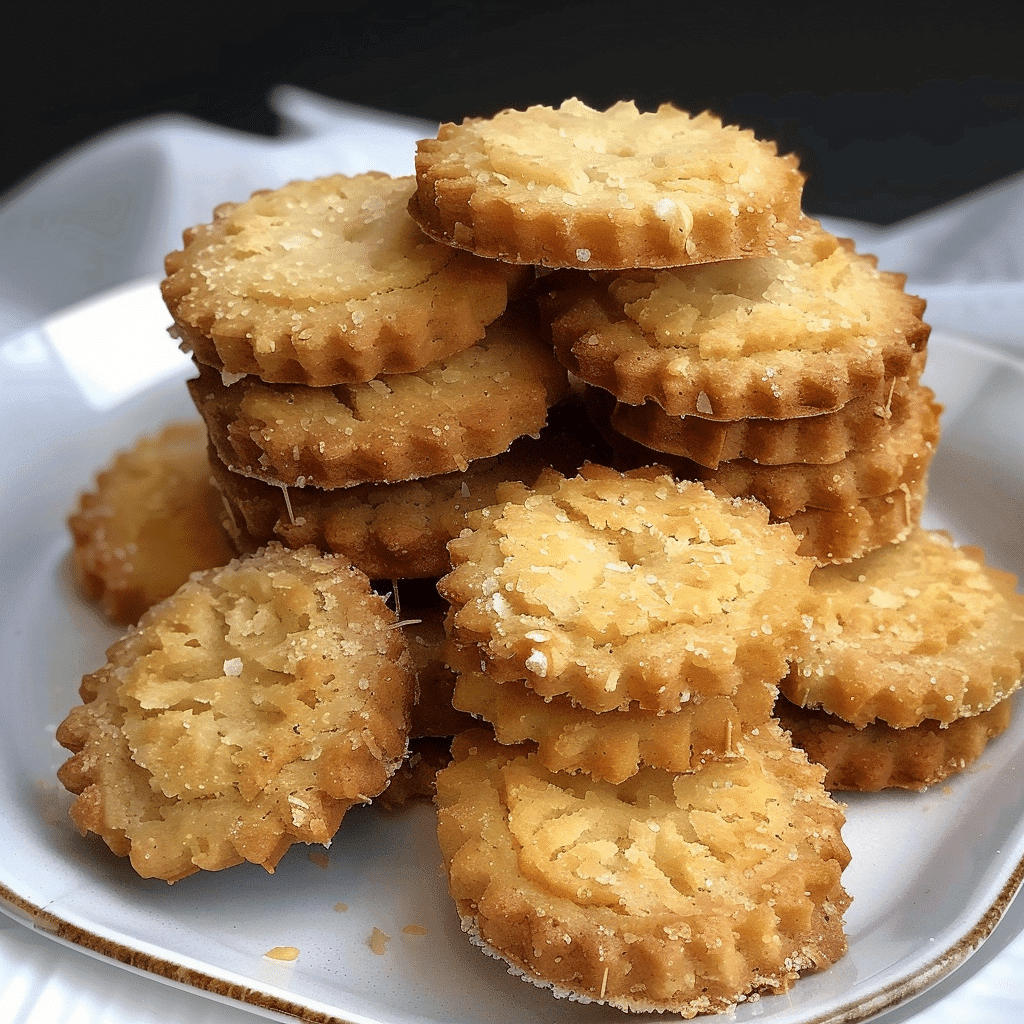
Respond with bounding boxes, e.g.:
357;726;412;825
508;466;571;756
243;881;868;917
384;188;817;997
783;481;926;564
162;172;527;385
411;98;805;270
542;222;929;419
68;420;233;624
600;383;940;517
440;463;814;712
449;654;773;784
210;420;592;580
777;696;1013;792
56;544;415;882
436;727;850;1015
783;528;1024;727
190;309;569;488
605;374;926;469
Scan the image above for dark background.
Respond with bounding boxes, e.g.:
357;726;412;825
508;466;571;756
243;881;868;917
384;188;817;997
3;0;1023;224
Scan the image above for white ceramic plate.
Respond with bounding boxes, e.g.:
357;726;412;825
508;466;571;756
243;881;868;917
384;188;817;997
1;279;1023;1024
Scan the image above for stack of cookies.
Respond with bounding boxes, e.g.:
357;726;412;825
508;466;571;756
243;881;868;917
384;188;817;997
540;219;937;564
406;97;1024;1011
436;463;852;1014
409;99;859;1013
161;170;580;584
55;96;1024;1016
161;169;591;781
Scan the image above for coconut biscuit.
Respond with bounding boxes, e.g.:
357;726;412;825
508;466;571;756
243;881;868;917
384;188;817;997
776;696;1013;792
190;309;569;489
542;221;929;420
411;98;805;270
436;727;850;1015
209;416;595;581
783;528;1024;727
162;172;528;386
605;374;926;469
440;463;815;713
448;654;774;784
67;421;233;624
56;544;415;882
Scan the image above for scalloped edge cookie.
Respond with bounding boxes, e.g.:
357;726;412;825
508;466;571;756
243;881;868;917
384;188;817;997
435;726;850;1015
190;308;569;488
411;98;805;270
541;224;929;419
163;172;529;385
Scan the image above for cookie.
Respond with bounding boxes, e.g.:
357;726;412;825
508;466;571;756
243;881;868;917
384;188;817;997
785;482;925;564
162;172;528;385
783;528;1024;727
435;726;850;1015
776;696;1013;792
210;420;595;581
56;544;415;881
67;421;233;624
605;374;925;469
600;384;940;517
541;222;929;419
448;649;774;784
190;308;570;488
440;463;814;713
411;98;805;270
589;398;929;564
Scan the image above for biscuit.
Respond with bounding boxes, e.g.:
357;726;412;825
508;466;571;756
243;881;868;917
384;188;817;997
56;544;415;882
440;463;814;713
67;421;233;624
435;726;850;1015
600;384;940;517
785;482;925;564
690;388;938;514
190;308;570;488
589;400;928;564
783;528;1024;727
605;374;925;469
210;420;595;581
541;222;929;419
447;648;774;784
776;696;1013;792
411;98;805;270
162;172;528;385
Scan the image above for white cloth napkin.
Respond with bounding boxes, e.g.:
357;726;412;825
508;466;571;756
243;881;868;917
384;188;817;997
0;86;1022;1024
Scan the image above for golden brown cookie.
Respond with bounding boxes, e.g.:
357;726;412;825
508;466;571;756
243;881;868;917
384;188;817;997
590;399;928;565
162;172;528;385
435;726;850;1015
541;222;929;419
440;463;815;713
785;481;925;564
783;528;1024;727
56;544;415;882
604;384;940;517
68;421;233;624
209;420;596;580
411;98;805;270
776;695;1013;792
605;374;926;469
190;309;570;488
448;649;775;784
